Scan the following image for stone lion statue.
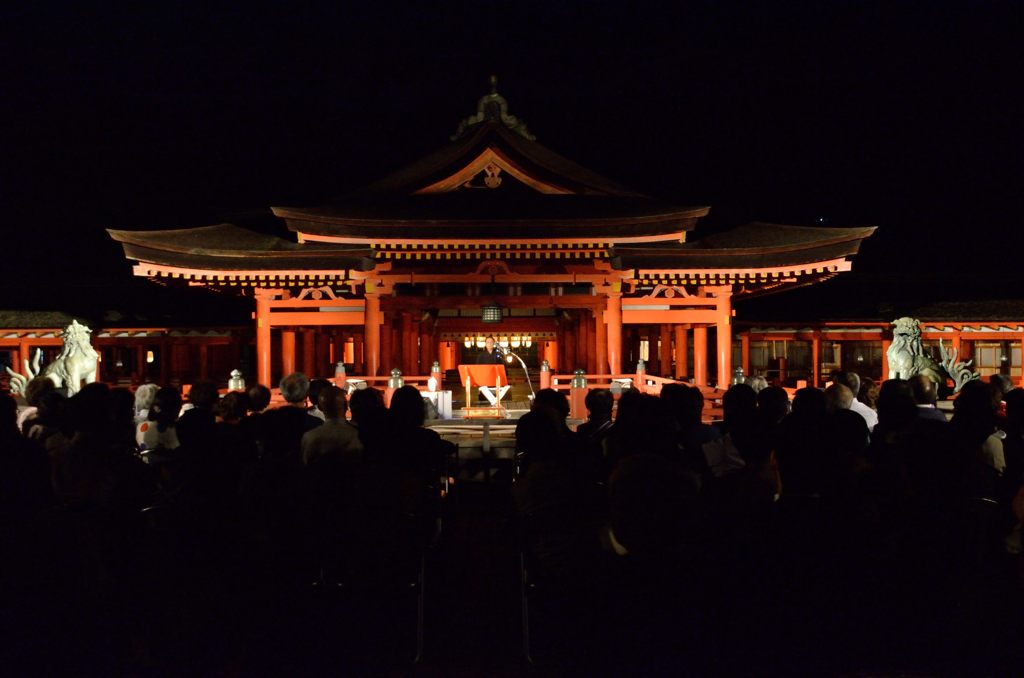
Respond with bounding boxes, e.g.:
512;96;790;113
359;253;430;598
6;320;99;396
886;316;978;392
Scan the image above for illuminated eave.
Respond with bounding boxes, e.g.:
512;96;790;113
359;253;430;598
632;257;852;290
131;262;350;287
300;233;686;247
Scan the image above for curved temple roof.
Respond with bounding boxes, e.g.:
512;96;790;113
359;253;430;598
613;223;878;270
272;120;709;242
107;82;875;296
108;224;375;272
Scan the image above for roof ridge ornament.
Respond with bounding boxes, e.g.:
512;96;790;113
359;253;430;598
451;75;536;142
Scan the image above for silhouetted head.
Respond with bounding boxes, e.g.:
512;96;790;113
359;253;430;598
279;372;310;405
824;383;854;413
876;379;917;431
108;388;136;429
318;385;348;420
247;384;271;413
909;374;938;406
858;377;879;409
990;373;1014;397
149;387;183;428
25;377;55;408
757;386;790;423
832;371;862;398
188;381;220;411
69;382;112;435
723;383;757;427
585;388;613;420
308;378;332;409
665;384;705;428
217;391;248;423
515;409;562;464
35;390;66;425
744;375;769;393
952;379;997;436
390;385;426;427
791;387;827;418
533;388;569;421
349;386;384;424
614;388;644;424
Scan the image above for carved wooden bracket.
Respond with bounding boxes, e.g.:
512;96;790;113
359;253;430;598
645;284;694;299
473;260;511;276
297;285;337;301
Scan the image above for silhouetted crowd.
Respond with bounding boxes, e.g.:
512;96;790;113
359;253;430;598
514;372;1024;674
2;373;449;674
2;370;1022;674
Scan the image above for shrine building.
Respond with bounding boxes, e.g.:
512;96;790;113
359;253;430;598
106;82;876;390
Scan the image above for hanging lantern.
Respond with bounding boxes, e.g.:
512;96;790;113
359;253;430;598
481;302;502;323
464;336;472;349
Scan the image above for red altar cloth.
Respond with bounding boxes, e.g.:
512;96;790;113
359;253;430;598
458;363;509;388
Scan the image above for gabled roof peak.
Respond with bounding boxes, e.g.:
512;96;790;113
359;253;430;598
451;75;535;142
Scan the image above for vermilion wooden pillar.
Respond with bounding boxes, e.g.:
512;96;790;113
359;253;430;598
364;293;381;376
281;330;296;377
715;292;732;388
438;340;457;372
578;311;591;373
740;333;750;378
380;315;393;375
606;292;622;375
18;338;30;375
563;322;577;372
419;315;433;375
674;325;688;379
594;310;607;374
255;290;273;387
302;330;315;377
693;326;708;387
400;312;414;375
811;333;821;387
348;335;359;367
659;324;671;376
543;340;558;371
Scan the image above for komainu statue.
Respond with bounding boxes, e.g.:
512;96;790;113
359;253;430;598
886;317;979;392
5;320;99;396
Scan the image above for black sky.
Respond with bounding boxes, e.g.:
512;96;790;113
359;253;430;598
2;2;1020;320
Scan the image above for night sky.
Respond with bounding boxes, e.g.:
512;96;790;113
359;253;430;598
3;2;1020;322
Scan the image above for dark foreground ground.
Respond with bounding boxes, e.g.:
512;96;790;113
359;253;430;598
3;476;1023;677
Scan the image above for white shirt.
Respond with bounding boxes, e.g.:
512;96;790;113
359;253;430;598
849;398;878;432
